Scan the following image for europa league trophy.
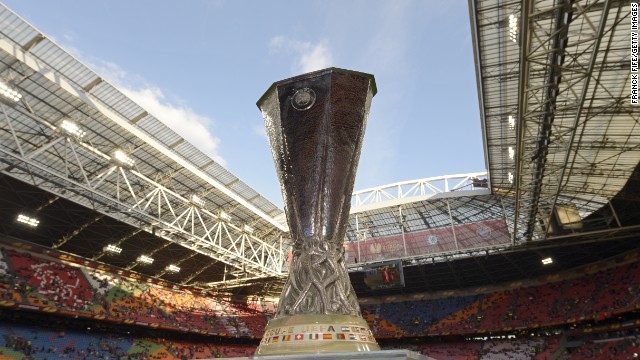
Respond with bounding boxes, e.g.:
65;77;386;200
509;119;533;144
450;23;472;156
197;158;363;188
255;68;379;355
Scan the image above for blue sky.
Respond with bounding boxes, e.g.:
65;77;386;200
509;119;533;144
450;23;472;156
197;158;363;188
3;0;485;208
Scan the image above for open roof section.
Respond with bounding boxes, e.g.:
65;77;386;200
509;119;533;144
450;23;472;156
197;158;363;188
470;0;639;242
0;4;288;277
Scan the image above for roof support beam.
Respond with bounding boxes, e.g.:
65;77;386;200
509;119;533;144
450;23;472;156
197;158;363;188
513;0;533;243
0;94;285;277
82;77;103;93
524;0;574;239
544;0;613;240
54;215;104;249
130;111;148;124
181;261;218;285
468;0;492;189
21;34;44;52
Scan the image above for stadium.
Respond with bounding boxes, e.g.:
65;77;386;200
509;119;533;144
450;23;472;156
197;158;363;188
0;1;639;359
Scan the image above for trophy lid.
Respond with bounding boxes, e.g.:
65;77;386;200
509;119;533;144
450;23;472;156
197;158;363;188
256;67;377;109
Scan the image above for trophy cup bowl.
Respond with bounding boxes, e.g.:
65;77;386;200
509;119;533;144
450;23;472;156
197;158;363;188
255;68;379;355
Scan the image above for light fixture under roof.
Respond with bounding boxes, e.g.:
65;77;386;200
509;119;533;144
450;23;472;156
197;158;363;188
243;224;254;235
0;80;22;103
16;214;39;227
508;115;516;130
104;244;122;254
509;14;518;43
60;119;86;139
508;172;514;184
138;255;154;264
166;264;180;273
190;194;205;208
542;257;553;265
112;149;135;168
219;211;232;222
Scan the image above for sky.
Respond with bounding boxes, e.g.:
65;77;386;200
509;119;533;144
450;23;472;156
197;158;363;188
2;0;485;208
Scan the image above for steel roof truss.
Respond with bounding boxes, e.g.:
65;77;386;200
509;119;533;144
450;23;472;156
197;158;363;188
0;102;286;277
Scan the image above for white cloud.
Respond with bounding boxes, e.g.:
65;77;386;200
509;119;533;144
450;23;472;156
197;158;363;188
298;42;332;73
85;59;226;166
121;86;226;166
268;36;285;51
50;33;226;167
95;61;130;83
269;36;333;74
253;123;268;141
62;32;76;43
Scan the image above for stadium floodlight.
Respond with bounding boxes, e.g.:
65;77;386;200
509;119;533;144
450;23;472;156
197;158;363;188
60;119;86;139
190;194;206;208
104;244;122;254
138;255;154;264
0;81;22;103
112;149;135;168
219;211;232;222
166;264;180;273
508;115;515;130
542;257;553;265
508;172;514;184
508;146;515;160
509;14;518;43
243;224;254;235
16;214;39;227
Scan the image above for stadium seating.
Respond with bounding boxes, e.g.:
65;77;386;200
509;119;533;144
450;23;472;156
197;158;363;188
0;246;274;338
380;336;563;359
364;260;640;337
4;249;96;312
1;243;640;347
0;320;256;359
0;322;133;359
364;295;480;336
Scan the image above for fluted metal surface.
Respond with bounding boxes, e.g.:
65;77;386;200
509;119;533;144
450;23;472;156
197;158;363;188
258;68;376;318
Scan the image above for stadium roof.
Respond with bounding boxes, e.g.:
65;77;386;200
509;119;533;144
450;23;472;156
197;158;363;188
470;0;639;241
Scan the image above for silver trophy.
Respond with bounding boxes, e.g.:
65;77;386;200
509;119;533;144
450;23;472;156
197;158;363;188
256;68;379;355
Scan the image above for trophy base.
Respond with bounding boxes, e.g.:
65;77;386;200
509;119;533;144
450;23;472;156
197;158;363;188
255;314;380;356
219;349;432;359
